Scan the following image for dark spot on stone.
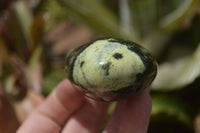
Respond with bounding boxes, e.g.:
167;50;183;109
136;73;143;81
80;61;85;68
113;53;123;59
102;62;111;76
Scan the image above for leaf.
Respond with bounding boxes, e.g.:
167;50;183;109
127;0;197;57
151;95;193;128
31;14;46;47
101;102;116;131
56;0;131;39
152;43;200;90
0;36;9;77
5;1;34;59
26;46;43;93
13;1;33;48
43;68;65;96
158;0;197;32
142;30;171;57
28;46;42;67
128;0;159;37
39;0;70;31
118;0;137;37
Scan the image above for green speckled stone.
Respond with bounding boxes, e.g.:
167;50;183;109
66;38;157;101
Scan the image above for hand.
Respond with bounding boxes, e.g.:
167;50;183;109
17;79;151;133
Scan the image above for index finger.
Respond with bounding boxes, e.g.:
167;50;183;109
17;79;85;133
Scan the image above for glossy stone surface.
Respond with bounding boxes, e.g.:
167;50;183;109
66;38;157;101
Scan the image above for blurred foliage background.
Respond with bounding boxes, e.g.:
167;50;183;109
0;0;200;132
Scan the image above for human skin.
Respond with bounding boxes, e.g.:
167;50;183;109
16;79;151;133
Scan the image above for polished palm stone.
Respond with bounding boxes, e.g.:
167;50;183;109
66;38;157;101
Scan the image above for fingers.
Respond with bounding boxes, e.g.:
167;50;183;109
17;79;110;133
17;79;151;133
62;98;109;133
103;88;152;133
17;79;85;133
